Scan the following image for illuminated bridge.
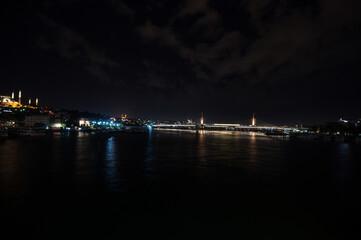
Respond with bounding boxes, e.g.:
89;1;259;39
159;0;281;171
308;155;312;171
151;123;295;131
151;114;297;132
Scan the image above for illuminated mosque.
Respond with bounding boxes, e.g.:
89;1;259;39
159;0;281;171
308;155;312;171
0;90;38;108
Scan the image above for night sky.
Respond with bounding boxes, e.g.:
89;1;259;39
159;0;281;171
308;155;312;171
1;0;361;125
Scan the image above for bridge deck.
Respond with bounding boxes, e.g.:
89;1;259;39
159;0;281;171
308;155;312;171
152;124;295;131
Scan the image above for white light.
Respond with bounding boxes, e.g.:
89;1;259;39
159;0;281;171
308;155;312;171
214;123;240;127
53;123;63;128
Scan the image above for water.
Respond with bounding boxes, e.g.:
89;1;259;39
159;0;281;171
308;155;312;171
0;130;360;239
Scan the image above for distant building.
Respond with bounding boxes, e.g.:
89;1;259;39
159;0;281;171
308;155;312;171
1;90;39;109
1;95;19;108
339;118;361;128
24;115;50;127
79;118;91;127
121;114;127;122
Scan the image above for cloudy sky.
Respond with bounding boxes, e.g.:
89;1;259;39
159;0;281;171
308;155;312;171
1;0;361;124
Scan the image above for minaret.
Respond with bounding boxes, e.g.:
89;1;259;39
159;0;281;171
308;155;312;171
200;112;204;125
18;90;22;105
29;98;31;105
11;91;14;99
252;113;256;127
36;98;38;106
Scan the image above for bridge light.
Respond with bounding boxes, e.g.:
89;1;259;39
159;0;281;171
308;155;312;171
252;113;256;127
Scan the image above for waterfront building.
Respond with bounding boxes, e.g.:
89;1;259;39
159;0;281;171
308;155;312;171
24;115;51;127
79;118;91;127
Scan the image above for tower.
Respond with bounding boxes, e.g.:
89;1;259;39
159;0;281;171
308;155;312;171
11;91;14;99
18;90;22;105
36;98;38;106
29;98;31;105
200;112;204;125
252;113;256;127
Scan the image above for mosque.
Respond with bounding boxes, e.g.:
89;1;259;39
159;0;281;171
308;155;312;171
0;90;38;108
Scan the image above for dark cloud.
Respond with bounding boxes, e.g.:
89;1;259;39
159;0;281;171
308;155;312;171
137;21;180;47
137;0;361;87
177;0;220;27
108;0;135;20
35;11;119;83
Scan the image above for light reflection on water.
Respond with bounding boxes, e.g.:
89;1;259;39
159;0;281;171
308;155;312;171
105;136;120;191
0;131;360;238
144;131;154;180
0;131;358;195
0;140;22;196
247;132;259;175
197;131;206;163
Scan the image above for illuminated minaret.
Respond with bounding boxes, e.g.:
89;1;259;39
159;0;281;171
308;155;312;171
11;91;14;99
200;112;204;125
29;98;31;105
36;98;38;106
18;90;22;105
252;113;256;127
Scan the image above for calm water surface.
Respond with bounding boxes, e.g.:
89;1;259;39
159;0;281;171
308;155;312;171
0;130;360;239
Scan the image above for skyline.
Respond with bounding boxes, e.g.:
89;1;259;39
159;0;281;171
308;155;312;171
1;0;361;125
1;87;358;126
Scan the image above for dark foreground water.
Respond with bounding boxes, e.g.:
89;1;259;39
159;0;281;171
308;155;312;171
0;130;360;239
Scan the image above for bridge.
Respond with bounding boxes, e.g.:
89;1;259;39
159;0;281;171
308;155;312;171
150;113;297;132
151;123;295;131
